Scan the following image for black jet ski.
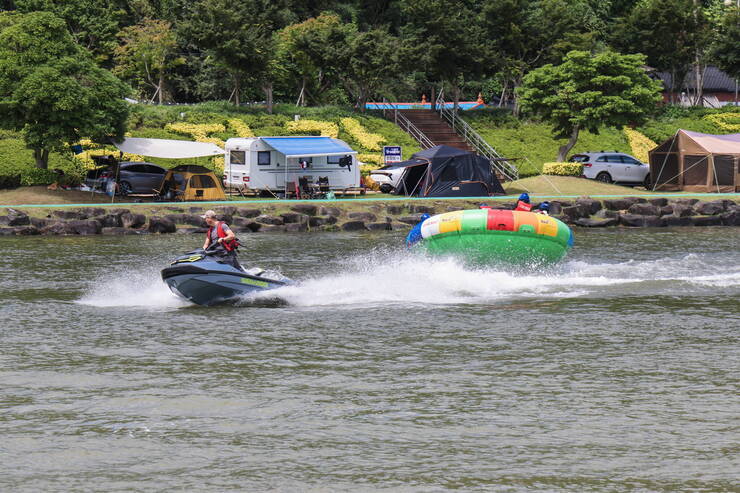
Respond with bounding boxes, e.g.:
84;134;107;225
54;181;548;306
161;248;293;306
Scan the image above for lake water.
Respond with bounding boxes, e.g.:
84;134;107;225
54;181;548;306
1;228;738;491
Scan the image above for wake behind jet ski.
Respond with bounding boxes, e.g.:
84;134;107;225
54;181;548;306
161;247;293;306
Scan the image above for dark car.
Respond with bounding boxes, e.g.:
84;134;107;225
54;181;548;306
85;161;167;195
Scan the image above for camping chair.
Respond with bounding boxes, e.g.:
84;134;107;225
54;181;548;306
317;176;330;197
298;176;319;199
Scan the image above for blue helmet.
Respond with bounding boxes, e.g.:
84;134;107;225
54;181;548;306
519;193;530;203
539;201;550;211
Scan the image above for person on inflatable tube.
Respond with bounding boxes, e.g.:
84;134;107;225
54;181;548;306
514;193;532;212
406;213;431;247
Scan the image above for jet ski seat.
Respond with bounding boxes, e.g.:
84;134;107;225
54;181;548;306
244;267;265;277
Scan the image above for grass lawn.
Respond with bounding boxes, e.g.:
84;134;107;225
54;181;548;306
0;186;148;205
504;176;652;196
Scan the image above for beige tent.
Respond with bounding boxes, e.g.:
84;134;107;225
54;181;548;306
649;129;740;193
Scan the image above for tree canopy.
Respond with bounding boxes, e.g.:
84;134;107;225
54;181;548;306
712;5;740;80
0;0;736;113
0;11;129;168
518;51;663;161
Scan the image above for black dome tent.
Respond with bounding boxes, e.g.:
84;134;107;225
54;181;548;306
390;145;505;197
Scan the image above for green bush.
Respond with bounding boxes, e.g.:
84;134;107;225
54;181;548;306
0;138;73;185
128;127;187;140
185;111;229;125
129;104;181;128
542;162;583;176
19;167;58;186
0;174;21;189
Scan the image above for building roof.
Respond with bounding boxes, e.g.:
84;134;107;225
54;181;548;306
655;66;737;92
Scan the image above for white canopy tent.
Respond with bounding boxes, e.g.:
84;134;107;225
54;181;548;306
113;137;224;158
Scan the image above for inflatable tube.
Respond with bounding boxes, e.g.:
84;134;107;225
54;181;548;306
416;209;574;266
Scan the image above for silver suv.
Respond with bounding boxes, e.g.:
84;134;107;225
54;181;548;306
569;151;650;187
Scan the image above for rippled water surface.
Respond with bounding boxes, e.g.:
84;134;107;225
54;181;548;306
1;228;738;491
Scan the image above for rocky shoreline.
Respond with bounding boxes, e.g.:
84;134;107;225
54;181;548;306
0;196;738;236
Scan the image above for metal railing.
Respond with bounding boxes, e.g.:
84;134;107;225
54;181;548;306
378;99;435;149
435;91;519;181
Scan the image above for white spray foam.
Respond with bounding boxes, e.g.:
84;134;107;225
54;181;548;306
77;249;739;309
77;267;187;308
255;249;739;307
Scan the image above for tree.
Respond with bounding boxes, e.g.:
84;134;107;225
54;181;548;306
400;0;484;111
13;0;125;65
479;0;605;112
342;28;400;110
276;13;353;106
614;0;707;103
114;18;182;103
518;51;662;162
183;0;295;111
0;11;129;168
711;4;740;80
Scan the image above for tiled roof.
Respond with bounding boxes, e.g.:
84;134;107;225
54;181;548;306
653;66;737;92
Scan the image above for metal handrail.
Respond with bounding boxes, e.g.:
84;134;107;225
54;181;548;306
379;99;435;149
435;90;519;181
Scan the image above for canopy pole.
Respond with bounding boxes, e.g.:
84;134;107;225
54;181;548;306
658;154;709;188
408;165;428;197
652;132;679;192
111;160;120;204
710;155;720;193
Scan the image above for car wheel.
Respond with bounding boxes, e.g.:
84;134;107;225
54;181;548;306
379;183;393;194
119;181;132;196
596;172;612;184
643;174;651;189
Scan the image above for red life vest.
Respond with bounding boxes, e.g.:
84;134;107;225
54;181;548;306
514;200;532;212
207;221;239;252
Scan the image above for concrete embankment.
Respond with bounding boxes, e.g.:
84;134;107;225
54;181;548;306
0;196;738;236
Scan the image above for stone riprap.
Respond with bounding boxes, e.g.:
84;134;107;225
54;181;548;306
0;197;738;236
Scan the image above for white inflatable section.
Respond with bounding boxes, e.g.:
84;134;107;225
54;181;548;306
420;215;442;239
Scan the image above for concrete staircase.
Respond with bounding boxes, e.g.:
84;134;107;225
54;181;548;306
397;109;474;152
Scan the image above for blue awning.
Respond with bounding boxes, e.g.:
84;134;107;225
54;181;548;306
261;137;356;158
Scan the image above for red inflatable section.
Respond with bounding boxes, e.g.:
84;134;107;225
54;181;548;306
486;209;515;232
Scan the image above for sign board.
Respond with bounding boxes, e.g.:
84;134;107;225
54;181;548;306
383;146;402;164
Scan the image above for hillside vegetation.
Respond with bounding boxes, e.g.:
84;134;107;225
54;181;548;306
0;103;420;186
465;106;740;175
2;103;738;189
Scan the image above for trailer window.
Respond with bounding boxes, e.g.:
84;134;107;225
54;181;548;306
258;151;271;166
230;150;246;165
327;155;341;165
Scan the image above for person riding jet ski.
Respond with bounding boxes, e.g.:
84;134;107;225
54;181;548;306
202;209;241;269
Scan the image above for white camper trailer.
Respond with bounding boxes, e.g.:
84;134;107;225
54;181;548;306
224;136;359;194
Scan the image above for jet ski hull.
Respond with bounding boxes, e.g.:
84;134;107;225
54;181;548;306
161;254;291;306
